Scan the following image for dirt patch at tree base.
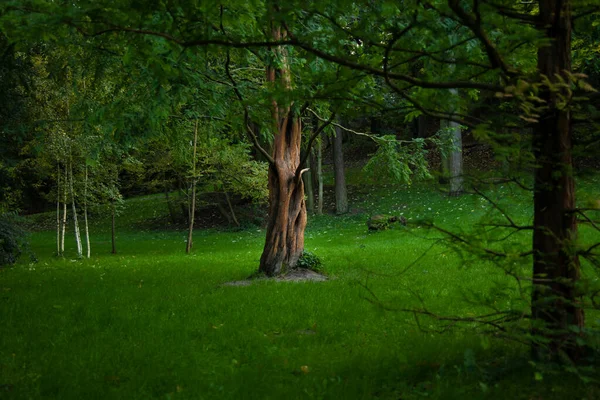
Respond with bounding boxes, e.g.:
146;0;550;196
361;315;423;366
222;269;328;286
277;269;328;282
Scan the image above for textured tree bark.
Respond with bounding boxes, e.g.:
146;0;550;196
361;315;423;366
332;122;348;214
258;23;307;277
259;114;306;276
531;0;584;361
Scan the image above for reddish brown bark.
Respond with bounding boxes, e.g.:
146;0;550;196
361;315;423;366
258;24;307;276
531;0;584;360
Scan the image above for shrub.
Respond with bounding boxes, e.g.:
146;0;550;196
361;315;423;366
297;250;323;272
0;212;32;267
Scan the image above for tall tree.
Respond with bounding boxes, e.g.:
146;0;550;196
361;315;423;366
258;17;307;276
530;0;583;359
332;121;348;214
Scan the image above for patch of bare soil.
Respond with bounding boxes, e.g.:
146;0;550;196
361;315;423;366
222;268;328;286
277;269;328;282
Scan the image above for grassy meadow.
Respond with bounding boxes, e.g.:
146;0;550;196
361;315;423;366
1;172;600;399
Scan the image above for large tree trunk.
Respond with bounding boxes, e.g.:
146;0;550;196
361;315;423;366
531;0;584;361
333;122;348;214
259;115;306;276
258;24;307;277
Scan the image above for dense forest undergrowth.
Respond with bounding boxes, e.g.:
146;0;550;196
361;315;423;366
2;168;600;399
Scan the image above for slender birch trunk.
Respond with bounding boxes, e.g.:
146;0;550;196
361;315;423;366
84;165;90;258
56;162;62;256
186;120;198;254
69;160;82;258
61;164;67;254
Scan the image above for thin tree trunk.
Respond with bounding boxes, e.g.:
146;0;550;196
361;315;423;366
304;151;315;214
258;22;307;276
69;160;82;258
84;165;90;258
317;137;323;215
446;94;463;196
56;163;61;256
111;199;116;254
224;192;240;227
186;120;198;254
332;122;348;214
61;164;67;254
531;0;584;361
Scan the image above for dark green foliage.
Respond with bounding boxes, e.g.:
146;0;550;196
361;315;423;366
296;250;322;272
0;212;32;266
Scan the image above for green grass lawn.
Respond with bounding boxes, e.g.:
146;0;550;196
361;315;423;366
2;176;600;399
